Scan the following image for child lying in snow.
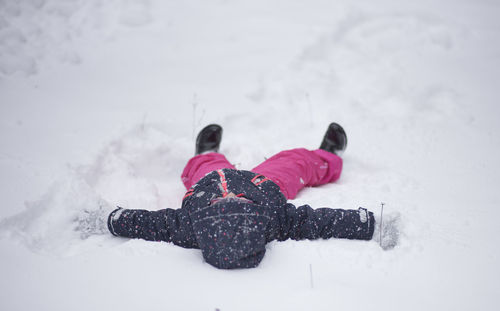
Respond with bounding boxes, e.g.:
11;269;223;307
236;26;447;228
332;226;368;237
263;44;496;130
80;123;399;269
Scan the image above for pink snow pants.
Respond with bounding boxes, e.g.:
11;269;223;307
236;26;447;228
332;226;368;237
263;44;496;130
180;148;342;199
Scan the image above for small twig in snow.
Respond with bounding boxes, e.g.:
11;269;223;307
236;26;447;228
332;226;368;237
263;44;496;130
309;263;314;289
379;202;385;247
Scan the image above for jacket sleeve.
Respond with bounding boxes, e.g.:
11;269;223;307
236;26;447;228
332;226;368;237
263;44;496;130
274;203;375;241
107;207;199;249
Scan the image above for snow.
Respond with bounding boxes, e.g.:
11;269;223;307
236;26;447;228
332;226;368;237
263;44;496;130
1;0;500;310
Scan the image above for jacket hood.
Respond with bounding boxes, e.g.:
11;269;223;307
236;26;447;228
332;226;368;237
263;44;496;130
190;199;270;269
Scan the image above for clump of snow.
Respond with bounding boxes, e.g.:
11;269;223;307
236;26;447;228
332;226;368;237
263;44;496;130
1;124;191;256
0;172;104;254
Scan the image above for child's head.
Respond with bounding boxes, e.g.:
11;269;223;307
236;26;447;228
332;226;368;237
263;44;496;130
190;198;270;269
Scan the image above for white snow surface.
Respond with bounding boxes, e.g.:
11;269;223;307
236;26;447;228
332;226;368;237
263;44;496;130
1;0;499;310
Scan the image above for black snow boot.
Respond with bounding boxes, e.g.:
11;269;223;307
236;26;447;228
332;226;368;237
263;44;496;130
319;122;347;155
195;124;223;155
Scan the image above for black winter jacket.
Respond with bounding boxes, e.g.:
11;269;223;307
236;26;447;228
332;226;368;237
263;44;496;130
108;169;375;269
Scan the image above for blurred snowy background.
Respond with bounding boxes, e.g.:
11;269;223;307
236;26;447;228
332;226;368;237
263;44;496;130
1;0;499;310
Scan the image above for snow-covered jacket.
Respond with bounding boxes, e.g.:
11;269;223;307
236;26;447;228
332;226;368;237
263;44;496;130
108;168;374;269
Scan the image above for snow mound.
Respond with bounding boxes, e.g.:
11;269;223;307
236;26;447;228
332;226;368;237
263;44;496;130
0;123;189;255
0;174;105;254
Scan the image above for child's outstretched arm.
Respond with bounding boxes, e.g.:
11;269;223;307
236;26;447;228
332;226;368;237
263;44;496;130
107;207;198;249
274;203;375;242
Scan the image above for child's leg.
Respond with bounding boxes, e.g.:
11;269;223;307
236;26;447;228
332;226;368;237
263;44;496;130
181;152;236;189
251;148;342;199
